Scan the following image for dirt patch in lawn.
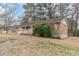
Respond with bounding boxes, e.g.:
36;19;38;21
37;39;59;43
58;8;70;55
0;34;79;55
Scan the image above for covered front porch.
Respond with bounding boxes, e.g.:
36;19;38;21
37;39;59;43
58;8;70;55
16;25;33;35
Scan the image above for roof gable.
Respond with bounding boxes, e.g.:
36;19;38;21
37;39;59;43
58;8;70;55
61;17;68;26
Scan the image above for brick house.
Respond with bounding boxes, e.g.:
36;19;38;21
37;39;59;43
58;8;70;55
16;17;68;39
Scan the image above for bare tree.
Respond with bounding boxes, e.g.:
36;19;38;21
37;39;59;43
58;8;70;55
0;4;19;33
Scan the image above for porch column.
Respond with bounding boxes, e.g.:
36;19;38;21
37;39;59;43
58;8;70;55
24;26;26;30
30;25;33;35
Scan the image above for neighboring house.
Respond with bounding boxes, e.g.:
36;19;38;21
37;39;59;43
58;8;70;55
16;17;68;39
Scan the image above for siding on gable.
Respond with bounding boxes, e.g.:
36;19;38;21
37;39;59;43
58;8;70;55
61;18;68;26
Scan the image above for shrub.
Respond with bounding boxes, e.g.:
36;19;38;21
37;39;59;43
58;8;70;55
76;30;79;36
33;24;52;37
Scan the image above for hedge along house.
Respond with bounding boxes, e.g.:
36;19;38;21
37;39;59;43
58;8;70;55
16;17;68;39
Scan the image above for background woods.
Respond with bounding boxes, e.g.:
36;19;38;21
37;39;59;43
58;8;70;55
22;3;79;36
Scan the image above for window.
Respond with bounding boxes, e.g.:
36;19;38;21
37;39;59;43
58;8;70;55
26;26;31;29
22;27;25;29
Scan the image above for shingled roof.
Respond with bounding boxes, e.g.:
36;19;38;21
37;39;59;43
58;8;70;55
15;16;66;27
24;16;65;25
